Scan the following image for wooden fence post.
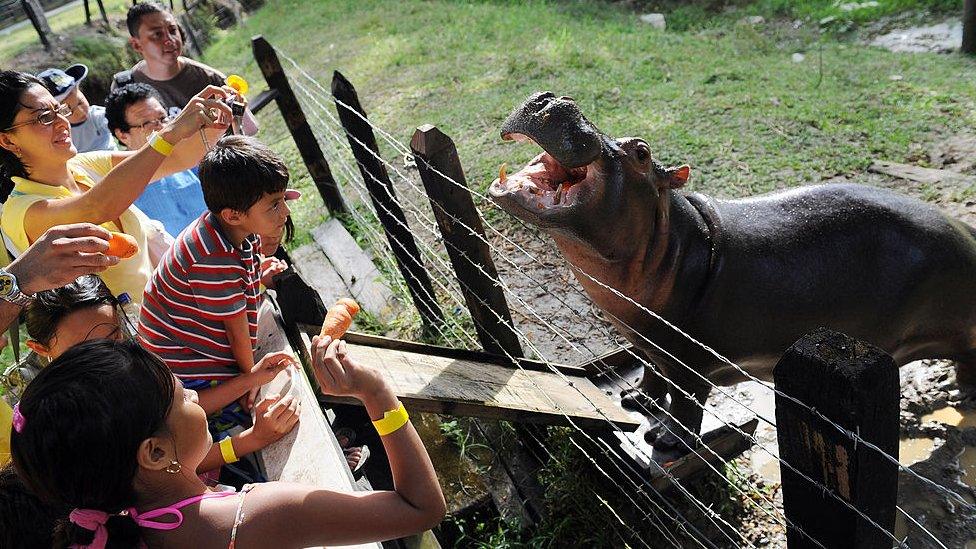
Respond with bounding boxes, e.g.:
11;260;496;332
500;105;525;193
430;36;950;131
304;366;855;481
331;71;444;333
95;0;108;24
774;328;899;548
20;0;52;50
410;124;523;358
251;36;348;216
964;0;976;54
84;0;91;25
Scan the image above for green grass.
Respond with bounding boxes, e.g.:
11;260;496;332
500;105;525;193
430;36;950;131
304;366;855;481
0;0;132;64
203;0;975;246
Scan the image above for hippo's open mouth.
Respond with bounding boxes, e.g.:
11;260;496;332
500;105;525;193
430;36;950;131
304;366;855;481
489;134;599;211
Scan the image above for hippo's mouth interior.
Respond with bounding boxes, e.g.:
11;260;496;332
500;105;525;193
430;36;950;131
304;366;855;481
490;133;597;209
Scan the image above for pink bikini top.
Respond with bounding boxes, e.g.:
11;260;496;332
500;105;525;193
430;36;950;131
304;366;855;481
70;485;253;549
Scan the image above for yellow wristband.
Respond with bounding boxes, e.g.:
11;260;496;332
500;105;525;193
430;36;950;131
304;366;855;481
148;131;174;157
219;436;239;464
372;401;409;436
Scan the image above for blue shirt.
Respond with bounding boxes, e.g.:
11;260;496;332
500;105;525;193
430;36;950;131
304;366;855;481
134;169;208;238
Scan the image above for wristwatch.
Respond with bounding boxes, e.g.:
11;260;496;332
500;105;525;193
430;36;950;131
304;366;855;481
0;269;34;307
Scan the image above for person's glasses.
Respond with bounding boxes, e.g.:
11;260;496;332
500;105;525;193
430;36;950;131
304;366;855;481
3;103;73;131
130;115;172;132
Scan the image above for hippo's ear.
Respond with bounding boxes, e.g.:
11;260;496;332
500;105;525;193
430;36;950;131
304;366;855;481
665;165;691;189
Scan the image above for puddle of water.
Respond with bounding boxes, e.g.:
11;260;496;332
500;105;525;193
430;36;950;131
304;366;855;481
899;437;937;467
413;413;488;512
922;406;976;429
959;447;976;488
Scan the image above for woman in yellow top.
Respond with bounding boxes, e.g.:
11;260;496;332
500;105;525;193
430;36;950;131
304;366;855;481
0;70;232;303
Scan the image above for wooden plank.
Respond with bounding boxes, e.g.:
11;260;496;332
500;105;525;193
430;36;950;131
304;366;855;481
330;329;586;377
321;341;640;431
868;160;976;186
311;219;395;319
250;88;279;115
290;243;350;307
774;329;898;549
252;297;379;549
649;419;757;492
252;36;348;215
411;125;523;358
331;71;444;332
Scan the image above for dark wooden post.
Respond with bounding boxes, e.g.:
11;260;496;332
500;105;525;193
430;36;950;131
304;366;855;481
95;0;108;24
964;0;976;54
83;0;91;25
20;0;52;50
774;328;898;548
251;36;348;215
410;125;523;358
331;71;444;333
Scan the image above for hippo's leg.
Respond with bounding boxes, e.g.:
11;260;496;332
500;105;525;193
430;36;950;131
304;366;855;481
620;364;668;412
646;374;712;464
955;352;976;387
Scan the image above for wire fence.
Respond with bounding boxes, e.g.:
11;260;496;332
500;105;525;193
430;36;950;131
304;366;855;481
264;43;970;548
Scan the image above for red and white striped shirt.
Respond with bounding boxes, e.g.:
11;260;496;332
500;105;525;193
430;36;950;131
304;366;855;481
138;212;261;380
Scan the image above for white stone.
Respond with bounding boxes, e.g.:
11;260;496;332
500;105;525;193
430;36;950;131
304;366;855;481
839;1;879;12
740;15;765;25
640;13;666;30
791;52;805;63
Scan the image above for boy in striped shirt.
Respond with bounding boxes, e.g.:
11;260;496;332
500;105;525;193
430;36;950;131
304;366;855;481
138;135;299;419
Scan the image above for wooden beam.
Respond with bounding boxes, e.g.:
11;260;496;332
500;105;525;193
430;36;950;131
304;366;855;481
316;340;639;432
331;71;444;334
774;329;898;549
411;124;523;358
249;88;278;114
253;297;380;549
251;35;348;215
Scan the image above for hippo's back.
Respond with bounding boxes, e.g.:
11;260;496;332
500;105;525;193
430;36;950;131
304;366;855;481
693;183;976;365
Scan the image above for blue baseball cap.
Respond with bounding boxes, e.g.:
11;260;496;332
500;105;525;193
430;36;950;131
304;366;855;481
36;64;89;102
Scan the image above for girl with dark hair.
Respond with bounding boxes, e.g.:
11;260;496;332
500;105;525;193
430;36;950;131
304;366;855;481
16;274;299;477
0;70;232;304
11;337;445;548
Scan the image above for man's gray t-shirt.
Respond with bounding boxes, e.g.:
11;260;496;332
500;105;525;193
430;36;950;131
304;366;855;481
113;57;225;117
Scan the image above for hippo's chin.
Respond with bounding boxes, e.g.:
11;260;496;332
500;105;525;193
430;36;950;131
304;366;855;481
489;151;598;224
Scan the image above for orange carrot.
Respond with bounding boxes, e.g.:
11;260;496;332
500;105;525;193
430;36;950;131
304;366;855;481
336;297;360;316
319;298;360;340
106;232;138;259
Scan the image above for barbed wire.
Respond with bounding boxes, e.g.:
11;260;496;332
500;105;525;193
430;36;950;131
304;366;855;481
271;46;961;547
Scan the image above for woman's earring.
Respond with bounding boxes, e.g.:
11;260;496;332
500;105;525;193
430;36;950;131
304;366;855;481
164;460;182;474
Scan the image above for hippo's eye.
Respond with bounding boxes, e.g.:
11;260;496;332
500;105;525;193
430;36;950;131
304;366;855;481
636;144;650;162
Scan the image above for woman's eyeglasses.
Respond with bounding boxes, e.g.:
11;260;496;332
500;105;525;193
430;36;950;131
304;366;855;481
3;103;73;131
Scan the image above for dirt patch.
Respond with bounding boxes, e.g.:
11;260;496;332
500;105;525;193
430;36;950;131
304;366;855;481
867;18;963;53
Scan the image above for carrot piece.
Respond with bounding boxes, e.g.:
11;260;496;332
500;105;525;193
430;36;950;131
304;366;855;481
319;298;360;340
106;232;139;259
336;297;360;316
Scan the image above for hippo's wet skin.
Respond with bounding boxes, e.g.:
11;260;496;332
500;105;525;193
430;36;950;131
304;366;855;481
489;92;976;462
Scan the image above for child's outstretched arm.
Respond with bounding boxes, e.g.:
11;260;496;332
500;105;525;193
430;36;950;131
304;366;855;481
195;352;294;414
238;337;447;546
197;393;300;473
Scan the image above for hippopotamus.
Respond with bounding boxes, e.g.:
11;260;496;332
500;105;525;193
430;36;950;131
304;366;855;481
488;91;976;461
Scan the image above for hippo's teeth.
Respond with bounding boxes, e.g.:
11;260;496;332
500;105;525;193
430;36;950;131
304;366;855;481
554;184;564;204
499;163;508;185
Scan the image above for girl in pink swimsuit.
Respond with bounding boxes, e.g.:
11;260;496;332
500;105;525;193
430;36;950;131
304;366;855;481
10;337;445;548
